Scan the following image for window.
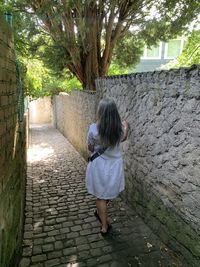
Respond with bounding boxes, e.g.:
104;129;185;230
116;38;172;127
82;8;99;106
141;42;162;59
164;39;185;59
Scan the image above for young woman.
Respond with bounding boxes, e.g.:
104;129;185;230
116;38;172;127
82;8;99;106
86;98;129;235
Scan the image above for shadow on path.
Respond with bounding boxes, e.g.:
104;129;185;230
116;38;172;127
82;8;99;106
19;124;183;267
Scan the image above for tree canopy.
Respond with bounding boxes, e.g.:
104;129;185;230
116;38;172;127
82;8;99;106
175;30;200;67
2;0;199;90
161;29;200;70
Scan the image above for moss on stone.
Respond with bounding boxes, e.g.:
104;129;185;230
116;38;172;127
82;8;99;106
127;184;200;266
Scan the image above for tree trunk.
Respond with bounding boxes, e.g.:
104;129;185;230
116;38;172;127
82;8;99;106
81;2;100;91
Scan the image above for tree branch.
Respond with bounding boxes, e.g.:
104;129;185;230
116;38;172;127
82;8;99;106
100;4;116;75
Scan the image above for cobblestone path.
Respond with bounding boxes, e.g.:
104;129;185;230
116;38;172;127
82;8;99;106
19;124;182;267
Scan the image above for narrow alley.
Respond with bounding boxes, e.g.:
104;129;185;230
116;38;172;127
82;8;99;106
19;124;182;267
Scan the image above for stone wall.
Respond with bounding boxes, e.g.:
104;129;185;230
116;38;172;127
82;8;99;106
53;90;96;159
53;65;200;265
29;97;52;124
96;65;200;266
0;17;26;267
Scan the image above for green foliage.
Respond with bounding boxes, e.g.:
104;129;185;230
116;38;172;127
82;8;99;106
19;58;81;98
112;32;144;69
162;30;200;69
1;1;82;98
1;2;37;56
39;41;69;76
108;64;128;76
177;30;200;66
1;0;199;91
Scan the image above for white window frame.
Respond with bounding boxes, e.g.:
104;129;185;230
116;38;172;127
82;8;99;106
164;38;185;59
141;42;162;60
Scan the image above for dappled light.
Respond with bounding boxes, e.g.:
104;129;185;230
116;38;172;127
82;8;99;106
19;124;184;266
33;220;43;233
28;143;54;163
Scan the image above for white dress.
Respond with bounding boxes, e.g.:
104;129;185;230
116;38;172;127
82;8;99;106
86;123;125;199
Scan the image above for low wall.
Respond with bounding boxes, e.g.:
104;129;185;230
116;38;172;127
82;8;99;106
53;90;96;159
53;64;200;265
0;17;26;267
29;97;52;124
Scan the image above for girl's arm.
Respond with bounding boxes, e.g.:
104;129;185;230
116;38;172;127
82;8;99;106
87;124;95;152
121;120;129;142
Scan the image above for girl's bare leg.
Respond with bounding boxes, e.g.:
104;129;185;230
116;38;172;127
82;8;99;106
96;199;108;232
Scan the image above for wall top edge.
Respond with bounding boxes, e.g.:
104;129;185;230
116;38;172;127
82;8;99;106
59;89;96;95
59;92;70;96
96;64;200;82
79;90;96;95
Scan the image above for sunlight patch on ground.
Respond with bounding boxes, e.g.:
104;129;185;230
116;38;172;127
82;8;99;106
66;259;79;266
33;220;43;231
28;143;55;163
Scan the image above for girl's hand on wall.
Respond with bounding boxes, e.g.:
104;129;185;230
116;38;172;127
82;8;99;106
121;120;129;142
122;120;129;131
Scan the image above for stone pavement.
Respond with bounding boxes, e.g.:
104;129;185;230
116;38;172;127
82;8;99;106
19;124;183;267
